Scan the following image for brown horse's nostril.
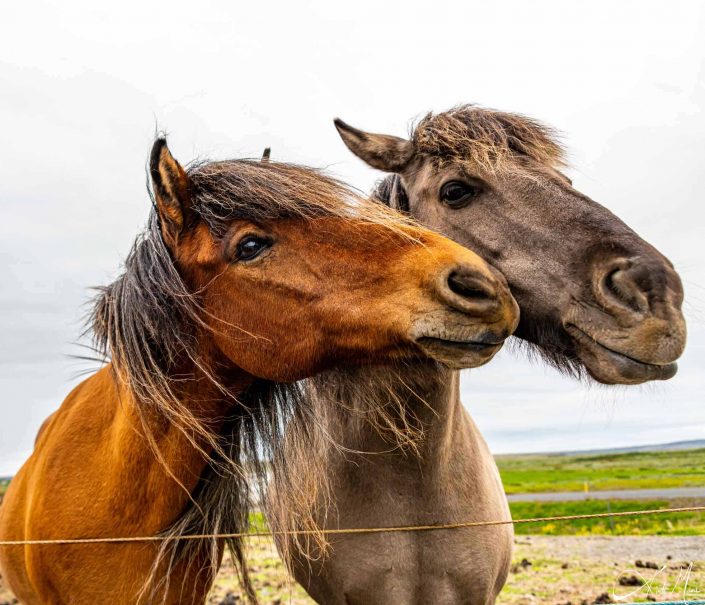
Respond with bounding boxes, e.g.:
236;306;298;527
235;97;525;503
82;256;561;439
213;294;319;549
441;268;498;316
448;270;495;302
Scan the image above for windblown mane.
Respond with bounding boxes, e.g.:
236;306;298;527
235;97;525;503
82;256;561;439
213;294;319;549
411;104;567;172
89;157;416;603
270;361;448;567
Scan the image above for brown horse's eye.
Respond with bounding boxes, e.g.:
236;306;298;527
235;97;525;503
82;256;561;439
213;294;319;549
235;235;272;262
440;181;482;208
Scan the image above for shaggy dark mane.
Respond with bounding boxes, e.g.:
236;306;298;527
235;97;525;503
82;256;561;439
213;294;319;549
371;173;409;212
89;155;416;603
411;105;567;172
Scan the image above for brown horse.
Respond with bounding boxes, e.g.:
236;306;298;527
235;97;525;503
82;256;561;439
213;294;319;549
279;106;686;604
0;137;520;604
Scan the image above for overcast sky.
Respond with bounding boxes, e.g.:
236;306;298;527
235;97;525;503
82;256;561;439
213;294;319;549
0;1;703;475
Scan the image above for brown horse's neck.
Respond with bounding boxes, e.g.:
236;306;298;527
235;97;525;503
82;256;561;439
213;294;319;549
109;356;252;529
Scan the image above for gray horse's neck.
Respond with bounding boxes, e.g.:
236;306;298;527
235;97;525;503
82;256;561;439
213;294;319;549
290;361;512;605
311;361;464;462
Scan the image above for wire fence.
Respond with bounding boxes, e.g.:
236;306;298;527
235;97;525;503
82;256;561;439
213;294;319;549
1;504;704;545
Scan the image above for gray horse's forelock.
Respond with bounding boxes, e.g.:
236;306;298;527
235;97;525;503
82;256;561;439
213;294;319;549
411;104;567;172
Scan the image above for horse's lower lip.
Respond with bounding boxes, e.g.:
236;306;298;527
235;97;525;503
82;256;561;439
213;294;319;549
565;324;678;380
416;336;502;353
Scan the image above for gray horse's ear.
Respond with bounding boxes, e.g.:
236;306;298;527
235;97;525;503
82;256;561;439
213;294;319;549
261;147;271;162
334;118;414;172
150;138;192;247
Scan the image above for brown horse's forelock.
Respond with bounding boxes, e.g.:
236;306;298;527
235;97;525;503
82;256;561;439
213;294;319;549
188;159;415;234
411;105;567;173
89;158;417;603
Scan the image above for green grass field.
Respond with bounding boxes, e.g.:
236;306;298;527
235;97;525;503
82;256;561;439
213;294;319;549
496;447;705;494
510;499;705;535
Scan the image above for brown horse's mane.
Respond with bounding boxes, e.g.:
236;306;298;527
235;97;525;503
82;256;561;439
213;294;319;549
267;360;448;545
88;156;416;603
411;104;567;172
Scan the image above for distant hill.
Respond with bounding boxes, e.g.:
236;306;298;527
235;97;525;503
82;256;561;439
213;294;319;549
498;439;705;458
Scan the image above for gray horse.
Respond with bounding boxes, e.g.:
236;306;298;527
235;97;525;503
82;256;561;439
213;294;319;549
273;106;686;605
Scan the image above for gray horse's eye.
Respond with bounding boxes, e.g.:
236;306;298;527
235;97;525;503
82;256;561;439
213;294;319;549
440;181;482;208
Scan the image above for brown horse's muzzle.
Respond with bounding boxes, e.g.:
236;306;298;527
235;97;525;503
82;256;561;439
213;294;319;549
565;253;686;384
411;262;520;370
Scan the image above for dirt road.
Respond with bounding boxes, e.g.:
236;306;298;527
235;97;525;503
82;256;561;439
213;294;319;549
1;535;703;604
508;487;705;502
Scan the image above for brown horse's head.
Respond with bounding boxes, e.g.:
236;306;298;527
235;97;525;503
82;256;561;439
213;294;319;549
148;139;518;382
334;106;686;384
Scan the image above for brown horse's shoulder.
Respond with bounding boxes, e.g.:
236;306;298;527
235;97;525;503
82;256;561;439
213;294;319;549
20;367;125;515
34;412;56;448
31;366;114;446
54;366;121;426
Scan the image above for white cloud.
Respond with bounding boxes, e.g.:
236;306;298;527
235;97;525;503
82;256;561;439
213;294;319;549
0;0;703;474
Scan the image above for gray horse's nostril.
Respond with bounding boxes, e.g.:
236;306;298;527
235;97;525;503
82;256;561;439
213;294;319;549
596;257;653;316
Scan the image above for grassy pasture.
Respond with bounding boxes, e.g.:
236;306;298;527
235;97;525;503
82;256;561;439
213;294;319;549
2;450;705;604
496;447;705;494
511;499;705;536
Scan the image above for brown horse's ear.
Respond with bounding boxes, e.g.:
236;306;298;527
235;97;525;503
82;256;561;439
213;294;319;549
334;118;414;172
261;147;271;162
150;138;192;247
